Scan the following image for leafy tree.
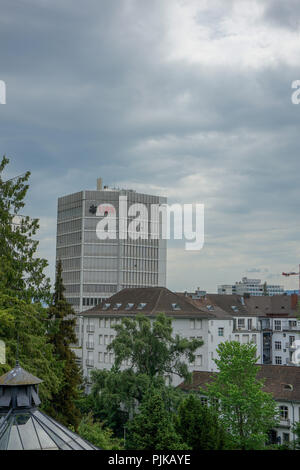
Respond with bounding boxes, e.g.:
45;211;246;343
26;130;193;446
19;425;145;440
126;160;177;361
125;386;189;450
77;413;123;450
0;292;63;405
203;341;278;449
175;394;233;450
47;260;82;429
109;313;203;382
0;156;50;303
89;367;184;436
88;313;202;435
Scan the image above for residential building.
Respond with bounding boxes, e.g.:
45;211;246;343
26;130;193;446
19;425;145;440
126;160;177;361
218;277;284;296
178;365;300;446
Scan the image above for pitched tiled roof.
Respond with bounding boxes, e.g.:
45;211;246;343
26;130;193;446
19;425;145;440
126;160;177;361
178;365;300;401
179;293;298;318
82;287;215;319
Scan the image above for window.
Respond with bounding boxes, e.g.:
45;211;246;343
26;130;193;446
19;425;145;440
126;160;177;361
98;335;103;345
105;318;110;328
247;319;252;330
275;341;282;350
102;303;111;311
125;303;134;310
251;334;256;343
171;303;181;310
238;319;245;329
104;335;109;345
196;319;202;329
190;319;195;329
99;318;104;328
98;352;103;363
104;352;108;364
242;334;249;344
113;303;122;310
218;328;224;337
274;320;281;331
280;406;288;420
137;303;147;310
275;356;282;365
195;355;203;366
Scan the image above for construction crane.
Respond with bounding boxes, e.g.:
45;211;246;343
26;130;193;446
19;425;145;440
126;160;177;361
282;264;300;294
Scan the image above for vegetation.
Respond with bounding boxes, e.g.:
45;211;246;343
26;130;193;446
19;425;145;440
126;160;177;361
46;260;82;429
203;341;278;450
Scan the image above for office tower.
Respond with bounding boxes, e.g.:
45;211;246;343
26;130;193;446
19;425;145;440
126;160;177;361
56;179;167;315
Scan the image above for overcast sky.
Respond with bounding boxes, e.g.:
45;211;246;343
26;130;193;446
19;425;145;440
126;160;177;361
1;0;300;293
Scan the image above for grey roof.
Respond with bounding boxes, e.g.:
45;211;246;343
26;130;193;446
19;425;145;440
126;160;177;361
0;364;43;386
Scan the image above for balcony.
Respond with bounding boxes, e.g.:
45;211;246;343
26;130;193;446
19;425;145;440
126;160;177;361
86;359;94;367
86;342;94;350
86;325;95;333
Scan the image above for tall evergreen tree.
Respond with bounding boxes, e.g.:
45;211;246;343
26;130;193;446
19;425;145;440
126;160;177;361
125;386;188;450
175;394;232;450
47;260;82;429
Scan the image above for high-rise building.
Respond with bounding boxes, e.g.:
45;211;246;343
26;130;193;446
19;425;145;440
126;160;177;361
217;277;284;296
56;179;167;316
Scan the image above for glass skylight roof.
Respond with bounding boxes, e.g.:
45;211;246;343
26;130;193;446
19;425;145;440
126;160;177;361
0;409;98;450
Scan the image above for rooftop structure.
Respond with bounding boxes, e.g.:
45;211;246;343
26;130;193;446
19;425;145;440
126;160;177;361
0;363;98;450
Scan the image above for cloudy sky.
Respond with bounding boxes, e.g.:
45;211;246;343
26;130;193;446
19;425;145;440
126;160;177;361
1;0;300;293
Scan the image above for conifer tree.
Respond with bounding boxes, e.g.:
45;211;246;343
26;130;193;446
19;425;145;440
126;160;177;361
47;260;82;429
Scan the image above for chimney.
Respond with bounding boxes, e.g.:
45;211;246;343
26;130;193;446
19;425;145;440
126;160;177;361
97;178;103;191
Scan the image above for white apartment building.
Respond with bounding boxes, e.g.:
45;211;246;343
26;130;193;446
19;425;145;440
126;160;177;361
179;366;300;446
218;277;284;296
81;287;236;388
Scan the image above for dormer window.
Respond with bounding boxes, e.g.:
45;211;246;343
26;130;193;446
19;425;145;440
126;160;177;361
206;305;214;311
231;306;239;312
113;303;122;310
171;303;181;310
137;303;147;310
125;303;134;310
102;303;111;310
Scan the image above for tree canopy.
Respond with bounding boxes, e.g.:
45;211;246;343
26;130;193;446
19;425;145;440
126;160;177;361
203;341;278;449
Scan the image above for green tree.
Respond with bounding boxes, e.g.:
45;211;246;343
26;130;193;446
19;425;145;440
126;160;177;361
0;156;50;303
47;260;82;429
0;292;63;405
77;413;123;450
89;313;203;435
125;386;188;450
109;313;203;382
204;341;278;449
175;394;233;450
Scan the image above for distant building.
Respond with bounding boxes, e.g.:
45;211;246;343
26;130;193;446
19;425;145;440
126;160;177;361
178;365;300;446
218;277;284;296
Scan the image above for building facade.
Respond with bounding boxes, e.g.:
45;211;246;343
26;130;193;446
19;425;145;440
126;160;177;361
218;277;284;296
